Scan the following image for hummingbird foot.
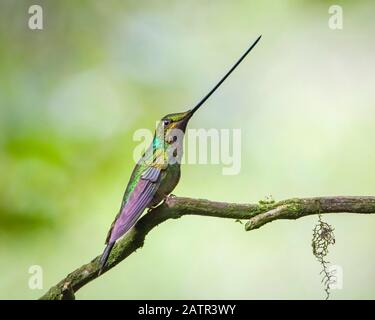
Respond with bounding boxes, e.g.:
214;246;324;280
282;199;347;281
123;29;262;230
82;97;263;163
163;193;176;205
147;194;177;213
165;193;176;201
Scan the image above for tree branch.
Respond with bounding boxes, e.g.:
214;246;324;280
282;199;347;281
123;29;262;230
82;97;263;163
40;195;375;300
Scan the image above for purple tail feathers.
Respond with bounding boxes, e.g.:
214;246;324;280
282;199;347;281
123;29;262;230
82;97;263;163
98;242;115;275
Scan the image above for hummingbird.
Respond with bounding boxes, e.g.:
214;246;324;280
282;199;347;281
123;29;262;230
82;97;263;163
98;35;261;274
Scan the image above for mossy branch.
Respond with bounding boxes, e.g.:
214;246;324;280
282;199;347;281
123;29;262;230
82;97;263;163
40;195;375;300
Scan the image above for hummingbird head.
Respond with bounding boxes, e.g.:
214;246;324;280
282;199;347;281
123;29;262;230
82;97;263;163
156;108;196;144
161;108;197;132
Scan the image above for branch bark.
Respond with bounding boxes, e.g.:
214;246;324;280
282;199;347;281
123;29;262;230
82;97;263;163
40;195;375;300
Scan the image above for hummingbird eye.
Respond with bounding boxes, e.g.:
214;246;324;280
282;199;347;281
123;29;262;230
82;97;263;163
163;119;171;126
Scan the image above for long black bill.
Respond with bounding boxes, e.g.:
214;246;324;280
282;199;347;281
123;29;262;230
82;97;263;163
189;35;262;116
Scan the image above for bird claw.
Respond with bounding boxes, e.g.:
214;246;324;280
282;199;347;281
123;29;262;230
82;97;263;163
147;194;176;213
164;194;176;203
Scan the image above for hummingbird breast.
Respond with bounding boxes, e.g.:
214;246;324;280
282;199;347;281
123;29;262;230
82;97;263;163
150;163;181;206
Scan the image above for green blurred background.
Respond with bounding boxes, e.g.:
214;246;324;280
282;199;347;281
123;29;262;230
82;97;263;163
0;0;374;299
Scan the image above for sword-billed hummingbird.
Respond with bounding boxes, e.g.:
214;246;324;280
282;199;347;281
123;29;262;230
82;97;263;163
99;35;261;273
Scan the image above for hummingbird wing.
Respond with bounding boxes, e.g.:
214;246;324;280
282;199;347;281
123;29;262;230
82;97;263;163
99;165;163;273
141;165;161;182
105;165;162;244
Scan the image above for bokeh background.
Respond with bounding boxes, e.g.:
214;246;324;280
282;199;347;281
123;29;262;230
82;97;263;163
0;0;374;299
